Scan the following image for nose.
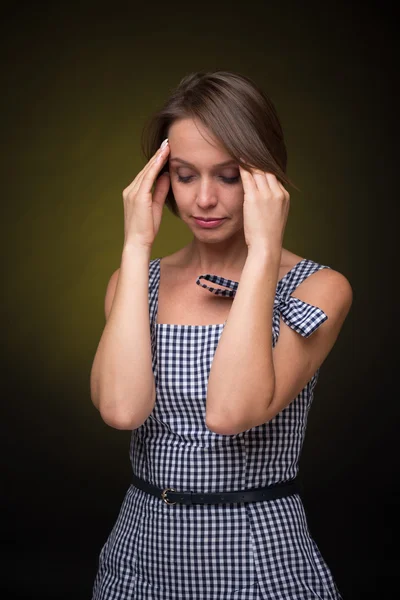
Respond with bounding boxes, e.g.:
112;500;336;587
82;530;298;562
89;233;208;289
195;177;218;208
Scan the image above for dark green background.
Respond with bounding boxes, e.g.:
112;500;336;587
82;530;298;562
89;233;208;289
2;2;396;599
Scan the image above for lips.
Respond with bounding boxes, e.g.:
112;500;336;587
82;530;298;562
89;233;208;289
194;217;224;221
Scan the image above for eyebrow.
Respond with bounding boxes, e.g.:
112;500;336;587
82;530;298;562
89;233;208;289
169;157;238;168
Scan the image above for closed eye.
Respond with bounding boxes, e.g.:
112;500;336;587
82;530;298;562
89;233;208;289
177;175;240;185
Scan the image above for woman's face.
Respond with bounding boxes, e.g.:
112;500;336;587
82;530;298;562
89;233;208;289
167;118;245;237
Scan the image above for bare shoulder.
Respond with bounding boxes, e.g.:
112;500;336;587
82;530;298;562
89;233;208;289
281;249;304;267
104;268;120;321
281;250;353;304
280;249;305;276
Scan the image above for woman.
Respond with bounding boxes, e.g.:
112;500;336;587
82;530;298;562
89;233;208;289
90;70;352;599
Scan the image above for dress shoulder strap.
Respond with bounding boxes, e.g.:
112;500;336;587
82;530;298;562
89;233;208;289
273;258;332;341
280;258;331;298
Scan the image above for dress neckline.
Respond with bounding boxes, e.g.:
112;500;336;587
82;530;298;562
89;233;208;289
155;256;308;328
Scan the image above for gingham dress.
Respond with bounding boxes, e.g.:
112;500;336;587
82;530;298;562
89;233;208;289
92;256;343;599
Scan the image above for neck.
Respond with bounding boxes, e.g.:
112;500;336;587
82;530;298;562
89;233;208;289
184;236;249;274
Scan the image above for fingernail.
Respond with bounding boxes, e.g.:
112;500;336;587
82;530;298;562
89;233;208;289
160;138;169;150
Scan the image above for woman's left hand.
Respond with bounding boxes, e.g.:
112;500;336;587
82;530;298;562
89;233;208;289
239;165;290;252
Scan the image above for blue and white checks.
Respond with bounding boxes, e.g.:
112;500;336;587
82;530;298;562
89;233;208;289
92;257;342;599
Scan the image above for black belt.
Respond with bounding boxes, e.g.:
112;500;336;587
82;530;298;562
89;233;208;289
132;472;302;505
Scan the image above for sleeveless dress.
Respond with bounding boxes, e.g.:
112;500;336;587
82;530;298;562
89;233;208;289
92;256;343;600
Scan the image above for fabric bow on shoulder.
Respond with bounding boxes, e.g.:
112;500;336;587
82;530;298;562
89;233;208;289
273;291;328;338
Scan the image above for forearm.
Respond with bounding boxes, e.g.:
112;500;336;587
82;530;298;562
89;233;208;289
205;247;281;434
91;244;155;429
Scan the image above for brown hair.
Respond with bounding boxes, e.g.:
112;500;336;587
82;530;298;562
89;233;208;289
140;70;298;218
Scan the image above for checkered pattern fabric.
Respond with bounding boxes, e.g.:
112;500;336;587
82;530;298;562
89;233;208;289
92;257;342;599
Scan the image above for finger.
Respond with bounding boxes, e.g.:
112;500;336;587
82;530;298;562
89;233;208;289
131;144;168;194
152;172;170;210
124;143;169;197
140;144;170;195
239;164;258;196
123;152;160;197
252;169;272;194
265;173;289;198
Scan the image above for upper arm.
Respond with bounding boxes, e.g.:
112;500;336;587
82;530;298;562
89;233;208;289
104;268;120;321
90;267;120;411
262;268;353;423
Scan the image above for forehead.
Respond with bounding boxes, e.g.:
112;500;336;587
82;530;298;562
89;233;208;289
168;118;233;166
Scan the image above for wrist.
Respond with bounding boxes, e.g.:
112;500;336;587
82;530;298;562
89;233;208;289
246;244;282;263
245;246;281;282
122;242;152;259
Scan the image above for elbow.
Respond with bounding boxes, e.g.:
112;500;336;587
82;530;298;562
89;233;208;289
99;405;137;430
92;374;156;430
205;415;255;435
205;416;259;436
205;410;253;435
100;414;135;430
205;420;242;435
98;396;154;430
205;393;274;435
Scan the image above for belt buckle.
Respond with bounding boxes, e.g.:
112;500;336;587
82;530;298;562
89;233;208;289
161;487;177;505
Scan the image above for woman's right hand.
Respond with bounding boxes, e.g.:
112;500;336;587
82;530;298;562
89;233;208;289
122;138;170;249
